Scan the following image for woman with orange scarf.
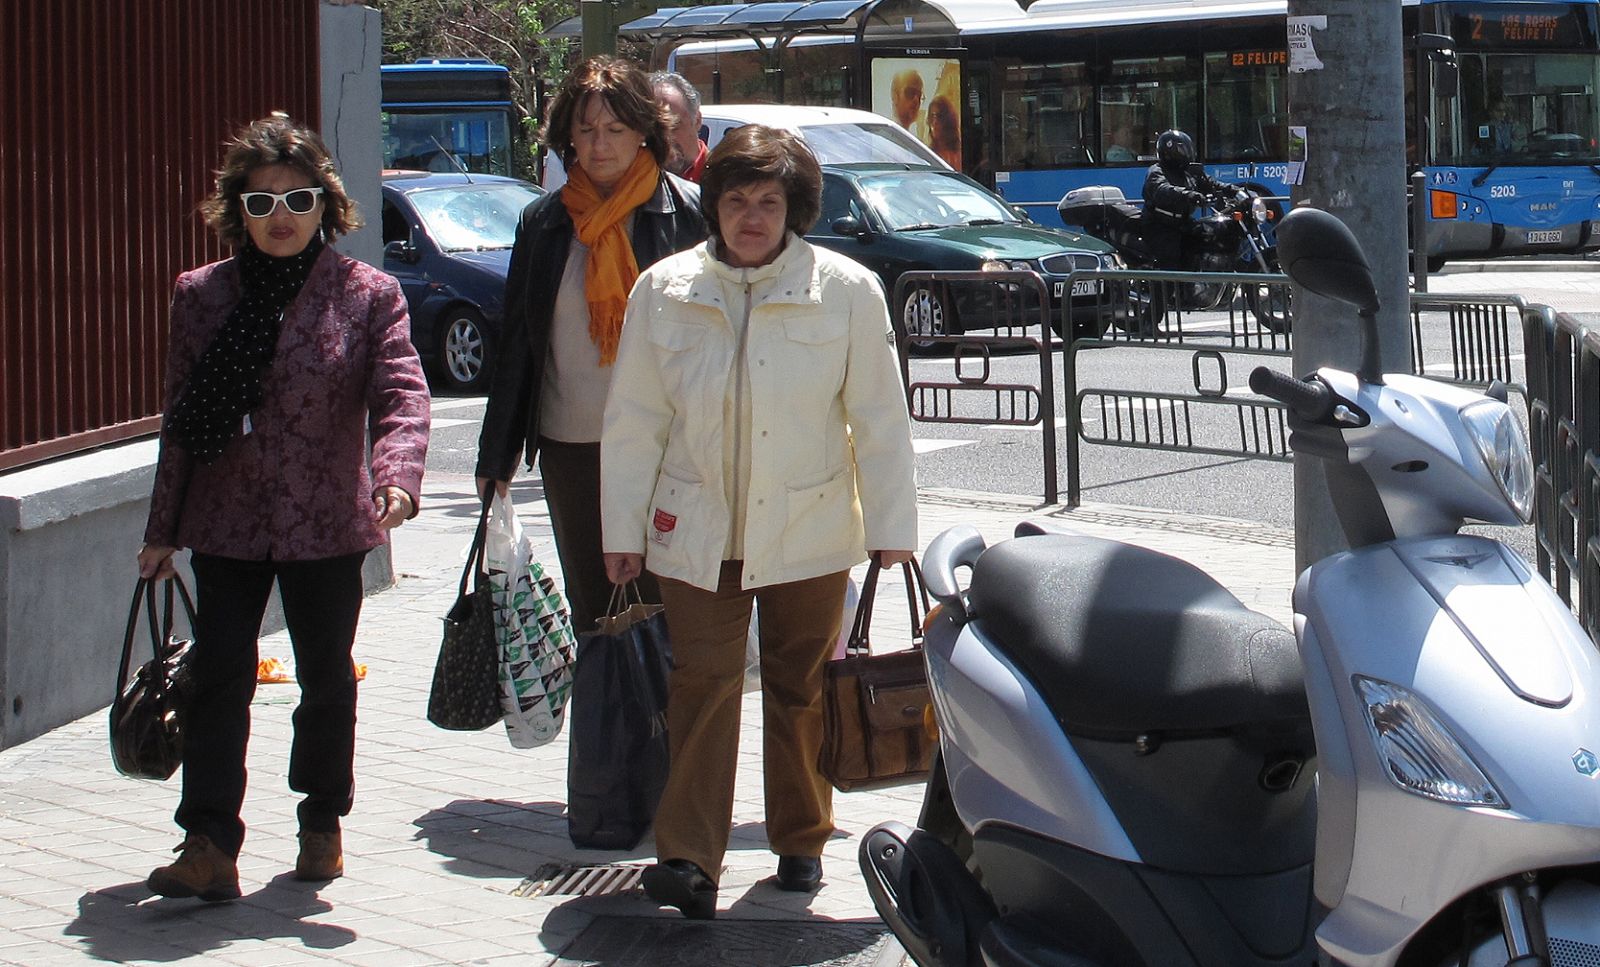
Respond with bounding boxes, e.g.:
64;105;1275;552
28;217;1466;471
476;56;707;634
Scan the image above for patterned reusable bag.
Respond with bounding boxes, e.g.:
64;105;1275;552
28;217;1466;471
485;492;579;749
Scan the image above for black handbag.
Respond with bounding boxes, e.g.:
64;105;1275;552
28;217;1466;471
567;583;673;850
818;558;937;792
427;492;503;731
110;575;198;780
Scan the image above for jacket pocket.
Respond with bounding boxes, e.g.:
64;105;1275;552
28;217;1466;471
645;463;704;569
782;465;858;566
783;316;848;345
647;321;708;400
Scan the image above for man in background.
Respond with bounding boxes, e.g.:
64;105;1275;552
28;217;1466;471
890;69;926;140
651;71;709;181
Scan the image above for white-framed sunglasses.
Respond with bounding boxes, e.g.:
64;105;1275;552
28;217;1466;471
240;187;324;218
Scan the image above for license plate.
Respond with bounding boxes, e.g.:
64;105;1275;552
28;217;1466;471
1055;280;1101;298
1528;229;1564;244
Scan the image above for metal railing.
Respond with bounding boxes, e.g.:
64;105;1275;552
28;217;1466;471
1523;306;1600;641
894;264;1596;637
891;270;1059;503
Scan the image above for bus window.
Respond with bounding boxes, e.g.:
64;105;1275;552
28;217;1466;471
1204;50;1289;162
1446;52;1600;164
999;62;1091;169
786;41;853;107
1101;56;1199;161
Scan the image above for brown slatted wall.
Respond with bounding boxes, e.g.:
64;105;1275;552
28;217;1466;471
0;0;321;470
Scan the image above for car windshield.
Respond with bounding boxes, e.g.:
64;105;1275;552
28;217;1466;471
408;182;539;251
856;171;1022;231
799;122;947;167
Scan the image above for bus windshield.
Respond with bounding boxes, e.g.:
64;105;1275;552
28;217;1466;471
383;109;514;176
1434;51;1600;164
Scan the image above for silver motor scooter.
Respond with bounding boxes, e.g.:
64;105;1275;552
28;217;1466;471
861;207;1600;967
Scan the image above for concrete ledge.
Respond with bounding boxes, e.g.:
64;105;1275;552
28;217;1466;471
0;438;393;751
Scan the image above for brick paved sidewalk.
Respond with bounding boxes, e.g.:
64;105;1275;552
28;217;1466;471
0;473;1293;966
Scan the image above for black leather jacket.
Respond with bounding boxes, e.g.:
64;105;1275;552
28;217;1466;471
1142;161;1232;224
474;173;708;480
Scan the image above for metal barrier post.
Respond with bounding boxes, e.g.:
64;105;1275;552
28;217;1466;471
1411;170;1430;293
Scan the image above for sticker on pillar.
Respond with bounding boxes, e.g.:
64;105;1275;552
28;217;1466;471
651;508;678;548
1288;15;1327;73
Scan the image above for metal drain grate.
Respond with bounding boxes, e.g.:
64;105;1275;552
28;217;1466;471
514;863;649;898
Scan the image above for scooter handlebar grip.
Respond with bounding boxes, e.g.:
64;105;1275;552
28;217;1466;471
1249;367;1336;421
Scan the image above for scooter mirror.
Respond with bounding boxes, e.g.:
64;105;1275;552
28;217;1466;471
1276;207;1380;314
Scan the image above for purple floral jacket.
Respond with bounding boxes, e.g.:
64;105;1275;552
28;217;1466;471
144;247;431;561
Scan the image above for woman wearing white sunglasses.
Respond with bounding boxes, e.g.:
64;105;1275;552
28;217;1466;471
136;112;430;901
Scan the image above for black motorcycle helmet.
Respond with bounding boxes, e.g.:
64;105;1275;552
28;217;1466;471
1156;129;1195;168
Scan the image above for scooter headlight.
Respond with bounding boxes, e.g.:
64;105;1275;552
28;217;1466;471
1356;677;1508;808
1460;398;1533;523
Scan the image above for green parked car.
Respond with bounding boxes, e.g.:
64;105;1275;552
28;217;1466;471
807;163;1123;343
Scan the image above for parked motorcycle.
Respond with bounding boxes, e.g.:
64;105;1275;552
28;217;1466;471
1056;184;1288;333
861;207;1600;967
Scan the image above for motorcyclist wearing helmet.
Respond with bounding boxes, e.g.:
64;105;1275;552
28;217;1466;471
1141;129;1234;267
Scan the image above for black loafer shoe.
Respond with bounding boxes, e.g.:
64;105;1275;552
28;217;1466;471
642;859;717;920
775;854;823;892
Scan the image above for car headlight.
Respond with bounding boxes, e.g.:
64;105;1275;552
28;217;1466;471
1101;252;1125;269
1009;260;1033;272
980;259;1008;273
1356;676;1508;808
1460;397;1533;523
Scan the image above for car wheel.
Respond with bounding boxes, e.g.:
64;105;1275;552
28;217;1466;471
901;284;956;353
437;307;493;394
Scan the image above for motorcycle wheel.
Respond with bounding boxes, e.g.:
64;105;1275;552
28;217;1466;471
1244;282;1292;334
1183;280;1231;312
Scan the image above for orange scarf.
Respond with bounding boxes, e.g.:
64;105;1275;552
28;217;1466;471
561;151;661;366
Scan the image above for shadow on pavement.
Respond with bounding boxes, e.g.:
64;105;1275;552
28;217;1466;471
65;876;355;961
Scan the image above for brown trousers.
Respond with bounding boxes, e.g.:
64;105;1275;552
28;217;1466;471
652;561;848;880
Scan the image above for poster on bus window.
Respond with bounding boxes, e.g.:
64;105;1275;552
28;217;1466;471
871;57;962;169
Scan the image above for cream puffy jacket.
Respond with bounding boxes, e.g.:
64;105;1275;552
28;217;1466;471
601;235;917;592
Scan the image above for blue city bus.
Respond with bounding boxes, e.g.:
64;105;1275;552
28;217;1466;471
960;0;1600;264
380;58;516;176
648;0;1600;264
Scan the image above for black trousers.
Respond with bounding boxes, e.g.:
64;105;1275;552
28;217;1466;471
178;551;367;859
537;437;659;635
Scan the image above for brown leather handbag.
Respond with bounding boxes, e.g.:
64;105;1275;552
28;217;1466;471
818;558;937;792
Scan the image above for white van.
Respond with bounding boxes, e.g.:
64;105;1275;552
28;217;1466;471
698;104;949;169
541;103;946;189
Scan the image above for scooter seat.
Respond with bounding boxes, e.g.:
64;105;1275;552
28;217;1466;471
967;534;1305;735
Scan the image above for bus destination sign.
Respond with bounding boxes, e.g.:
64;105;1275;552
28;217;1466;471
1449;4;1593;47
1227;49;1289;68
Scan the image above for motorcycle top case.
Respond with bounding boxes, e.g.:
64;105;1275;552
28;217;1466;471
1058;185;1131;229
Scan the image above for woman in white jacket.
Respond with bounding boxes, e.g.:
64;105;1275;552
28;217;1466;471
601;125;917;919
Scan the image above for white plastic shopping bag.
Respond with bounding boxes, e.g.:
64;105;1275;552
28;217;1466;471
485;492;578;748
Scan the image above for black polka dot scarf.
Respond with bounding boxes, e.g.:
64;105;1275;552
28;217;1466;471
166;235;325;463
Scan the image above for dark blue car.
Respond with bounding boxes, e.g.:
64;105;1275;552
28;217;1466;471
380;171;543;393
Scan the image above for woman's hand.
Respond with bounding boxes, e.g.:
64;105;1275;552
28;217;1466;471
872;549;915;568
604;552;644;586
373;486;415;529
475;476;509;501
137;545;178;580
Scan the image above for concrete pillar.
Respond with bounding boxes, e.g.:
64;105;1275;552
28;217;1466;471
320;0;384;268
1286;0;1410;570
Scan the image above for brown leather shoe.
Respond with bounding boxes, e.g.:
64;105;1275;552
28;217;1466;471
147;834;241;902
295;830;344;881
